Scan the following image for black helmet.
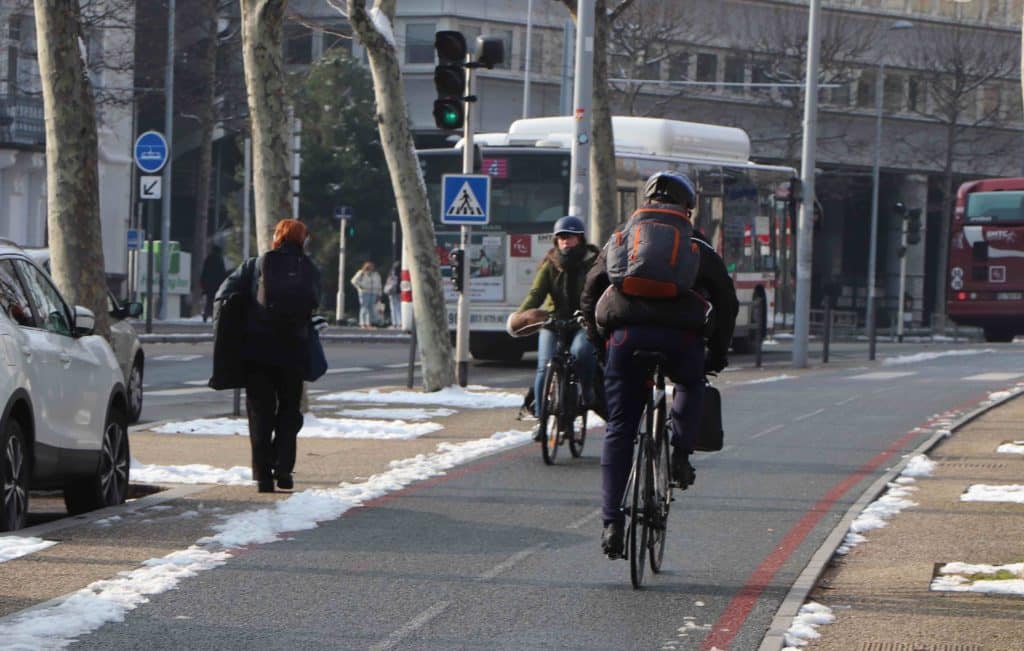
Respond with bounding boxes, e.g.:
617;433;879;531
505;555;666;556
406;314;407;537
553;215;586;237
643;171;697;210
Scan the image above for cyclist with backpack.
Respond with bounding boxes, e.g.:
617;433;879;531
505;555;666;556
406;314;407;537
580;172;738;558
508;216;601;440
216;218;322;493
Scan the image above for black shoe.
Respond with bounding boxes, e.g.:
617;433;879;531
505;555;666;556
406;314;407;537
276;474;293;490
601;521;624;559
671;449;695;489
257;480;275;493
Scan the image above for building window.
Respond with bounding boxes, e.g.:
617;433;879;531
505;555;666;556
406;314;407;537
284;23;313;64
829;81;851;107
856;69;876;108
751;60;772;97
641;56;660;82
459;23;482;52
522;30;544;74
724;56;745;93
1004;83;1022;121
696;52;717;85
907;77;921;112
980;85;1000;119
404;22;436;64
490;28;513;69
8;15;21;41
322;25;352;55
668;53;689;81
883;74;903;112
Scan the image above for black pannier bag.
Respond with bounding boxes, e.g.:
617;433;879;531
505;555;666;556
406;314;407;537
695;381;723;452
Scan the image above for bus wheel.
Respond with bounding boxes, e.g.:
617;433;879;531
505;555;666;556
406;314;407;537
983;328;1015;343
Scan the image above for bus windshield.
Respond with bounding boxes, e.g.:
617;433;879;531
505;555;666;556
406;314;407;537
965;190;1024;224
419;150;570;232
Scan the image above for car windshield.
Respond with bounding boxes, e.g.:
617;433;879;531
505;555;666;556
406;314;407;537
965;191;1024;224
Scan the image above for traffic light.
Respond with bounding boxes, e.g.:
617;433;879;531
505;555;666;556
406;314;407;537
433;31;467;131
906;208;922;245
449;248;465;293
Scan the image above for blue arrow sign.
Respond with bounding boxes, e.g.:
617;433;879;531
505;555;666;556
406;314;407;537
441;174;490;225
134;131;168;174
126;228;143;251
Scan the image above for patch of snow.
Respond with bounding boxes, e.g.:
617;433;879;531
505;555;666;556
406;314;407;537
881;348;995;366
961;484;1024;504
835;481;918;555
901;454;936;478
317;386;524;409
996;441;1024;455
931;562;1024;596
0;537;56;563
152;414;443;440
336;407;456;420
131;460;253;486
782;601;835;648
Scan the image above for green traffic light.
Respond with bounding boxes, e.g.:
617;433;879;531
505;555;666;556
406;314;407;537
442;108;460;128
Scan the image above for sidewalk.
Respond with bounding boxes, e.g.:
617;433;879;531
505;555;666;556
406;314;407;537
777;391;1024;650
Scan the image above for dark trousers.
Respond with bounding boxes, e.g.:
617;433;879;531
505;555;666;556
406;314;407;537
244;362;304;483
601;325;705;525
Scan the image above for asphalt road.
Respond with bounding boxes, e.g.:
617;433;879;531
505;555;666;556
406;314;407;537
67;341;1024;650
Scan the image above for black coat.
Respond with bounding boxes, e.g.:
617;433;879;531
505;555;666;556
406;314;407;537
214;242;322;369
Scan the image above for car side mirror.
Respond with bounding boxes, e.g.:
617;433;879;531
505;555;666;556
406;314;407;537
126;301;143;318
74;305;96;336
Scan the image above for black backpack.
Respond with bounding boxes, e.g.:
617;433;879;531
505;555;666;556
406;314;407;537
256;250;318;324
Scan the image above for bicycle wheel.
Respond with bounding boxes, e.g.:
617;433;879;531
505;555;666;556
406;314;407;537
539;362;562;465
569;385;587;458
649;397;672;573
628;431;651;588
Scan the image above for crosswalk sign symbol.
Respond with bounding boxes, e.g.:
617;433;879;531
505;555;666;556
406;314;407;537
442;174;490;225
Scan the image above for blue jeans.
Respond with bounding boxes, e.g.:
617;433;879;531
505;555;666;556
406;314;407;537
601;325;705;525
388;294;402;328
533;327;597;417
358;291;378;326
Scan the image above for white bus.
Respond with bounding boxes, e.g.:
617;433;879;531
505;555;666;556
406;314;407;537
416;116;798;361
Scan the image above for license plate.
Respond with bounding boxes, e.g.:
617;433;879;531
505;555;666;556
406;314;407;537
996;292;1023;300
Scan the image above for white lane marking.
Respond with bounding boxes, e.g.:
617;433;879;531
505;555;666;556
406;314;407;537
383;362;420;369
566;508;602;530
834;395;860;406
368;601;451;651
794;408;825;422
848;371;917;380
477;543;548;580
183;380;209;386
147;387;214;397
325;366;371;375
963;372;1024;381
750;424;784;440
151;354;203;362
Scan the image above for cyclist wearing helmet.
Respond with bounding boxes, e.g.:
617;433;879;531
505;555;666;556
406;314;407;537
511;216;601;437
581;171;738;559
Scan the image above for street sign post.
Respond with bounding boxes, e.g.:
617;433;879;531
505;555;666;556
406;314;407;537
335;205;353;323
126;229;143;251
133;131;168;174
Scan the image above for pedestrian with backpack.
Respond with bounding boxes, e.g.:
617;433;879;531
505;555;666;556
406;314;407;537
580;171;738;559
351;261;382;329
215;218;322;493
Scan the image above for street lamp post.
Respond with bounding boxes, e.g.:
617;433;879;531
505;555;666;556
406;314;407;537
866;20;913;361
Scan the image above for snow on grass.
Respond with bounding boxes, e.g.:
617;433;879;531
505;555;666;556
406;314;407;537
901;454;937;477
996;441;1024;455
881;348;995;366
931;562;1024;596
0;430;532;648
960;484;1024;504
152;415;443;440
131;459;253;486
0;536;57;563
317;386;524;409
782;602;835;649
335;407;456;420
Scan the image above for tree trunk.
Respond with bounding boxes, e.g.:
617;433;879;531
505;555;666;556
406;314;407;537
347;0;454;391
589;0;618;246
240;0;291;254
33;0;109;337
191;0;218;309
933;120;957;332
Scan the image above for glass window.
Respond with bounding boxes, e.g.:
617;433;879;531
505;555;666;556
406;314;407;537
907;77;922;112
980;85;1000;119
0;260;34;328
13;260;72;336
284;23;313;65
883;74;903;112
696;52;717;84
404;23;436;64
8;15;21;41
965;190;1024;224
724;56;745;93
857;69;876;108
829;81;851;107
668;53;689;81
522;30;544;74
1003;83;1021;121
323;25;352;55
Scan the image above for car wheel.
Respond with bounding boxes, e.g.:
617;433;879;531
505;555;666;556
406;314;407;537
64;407;130;515
127;358;143;423
1;419;29;532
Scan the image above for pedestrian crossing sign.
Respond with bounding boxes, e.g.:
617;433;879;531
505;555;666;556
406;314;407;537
441;174;490;225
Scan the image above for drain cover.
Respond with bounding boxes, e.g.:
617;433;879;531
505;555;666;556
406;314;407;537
859;644;982;651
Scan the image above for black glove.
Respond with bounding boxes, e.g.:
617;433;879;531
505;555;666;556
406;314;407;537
704;350;727;375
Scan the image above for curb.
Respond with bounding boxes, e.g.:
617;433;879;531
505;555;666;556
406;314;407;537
757;386;1024;651
139;333;412;344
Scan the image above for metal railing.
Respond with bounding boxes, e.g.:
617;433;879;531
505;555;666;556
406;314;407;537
0;95;45;147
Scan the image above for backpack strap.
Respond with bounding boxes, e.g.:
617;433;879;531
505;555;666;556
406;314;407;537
634;207;691;222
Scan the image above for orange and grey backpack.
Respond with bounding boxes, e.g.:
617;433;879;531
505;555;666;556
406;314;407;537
605;206;700;299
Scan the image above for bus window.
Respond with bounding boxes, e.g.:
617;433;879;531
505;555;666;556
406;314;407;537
965;190;1024;224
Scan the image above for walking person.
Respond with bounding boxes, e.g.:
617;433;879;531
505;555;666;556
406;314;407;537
199;244;228;323
351;261;382;329
215;218;322;492
384;261;402;329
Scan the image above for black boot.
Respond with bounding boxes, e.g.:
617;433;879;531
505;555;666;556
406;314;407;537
601;521;624;559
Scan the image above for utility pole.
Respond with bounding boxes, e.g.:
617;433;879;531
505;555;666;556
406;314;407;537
792;0;822;368
159;0;175;320
455;58;476;387
559;19;574;115
866;63;885;361
290;107;301;218
568;0;594;223
522;0;534;119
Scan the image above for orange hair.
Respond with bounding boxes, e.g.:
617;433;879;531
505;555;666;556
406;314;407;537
272;218;308;250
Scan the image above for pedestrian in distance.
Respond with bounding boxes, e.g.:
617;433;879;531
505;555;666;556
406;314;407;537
214;218;323;493
580;171;738;559
351;261;382;329
384;261;402;329
199;244;228;323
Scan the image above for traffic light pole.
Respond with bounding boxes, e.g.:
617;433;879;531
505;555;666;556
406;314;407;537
455;65;475;388
896;217;909;342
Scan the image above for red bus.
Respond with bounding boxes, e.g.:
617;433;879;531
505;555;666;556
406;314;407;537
947;177;1024;342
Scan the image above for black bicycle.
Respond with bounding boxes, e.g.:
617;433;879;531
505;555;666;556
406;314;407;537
621;350;673;589
536;318;589;465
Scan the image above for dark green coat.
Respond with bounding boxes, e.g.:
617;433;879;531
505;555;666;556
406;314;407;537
518;244;600;319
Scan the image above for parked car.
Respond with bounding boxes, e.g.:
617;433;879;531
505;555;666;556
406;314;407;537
0;240;130;531
23;248;145;423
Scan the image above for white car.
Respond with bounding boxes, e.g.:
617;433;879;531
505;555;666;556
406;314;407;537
24;248;145;423
0;240;130;531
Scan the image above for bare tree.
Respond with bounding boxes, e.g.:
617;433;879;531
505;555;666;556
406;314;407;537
904;23;1018;323
240;0;292;252
32;0;109;337
559;0;635;247
340;0;454;391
